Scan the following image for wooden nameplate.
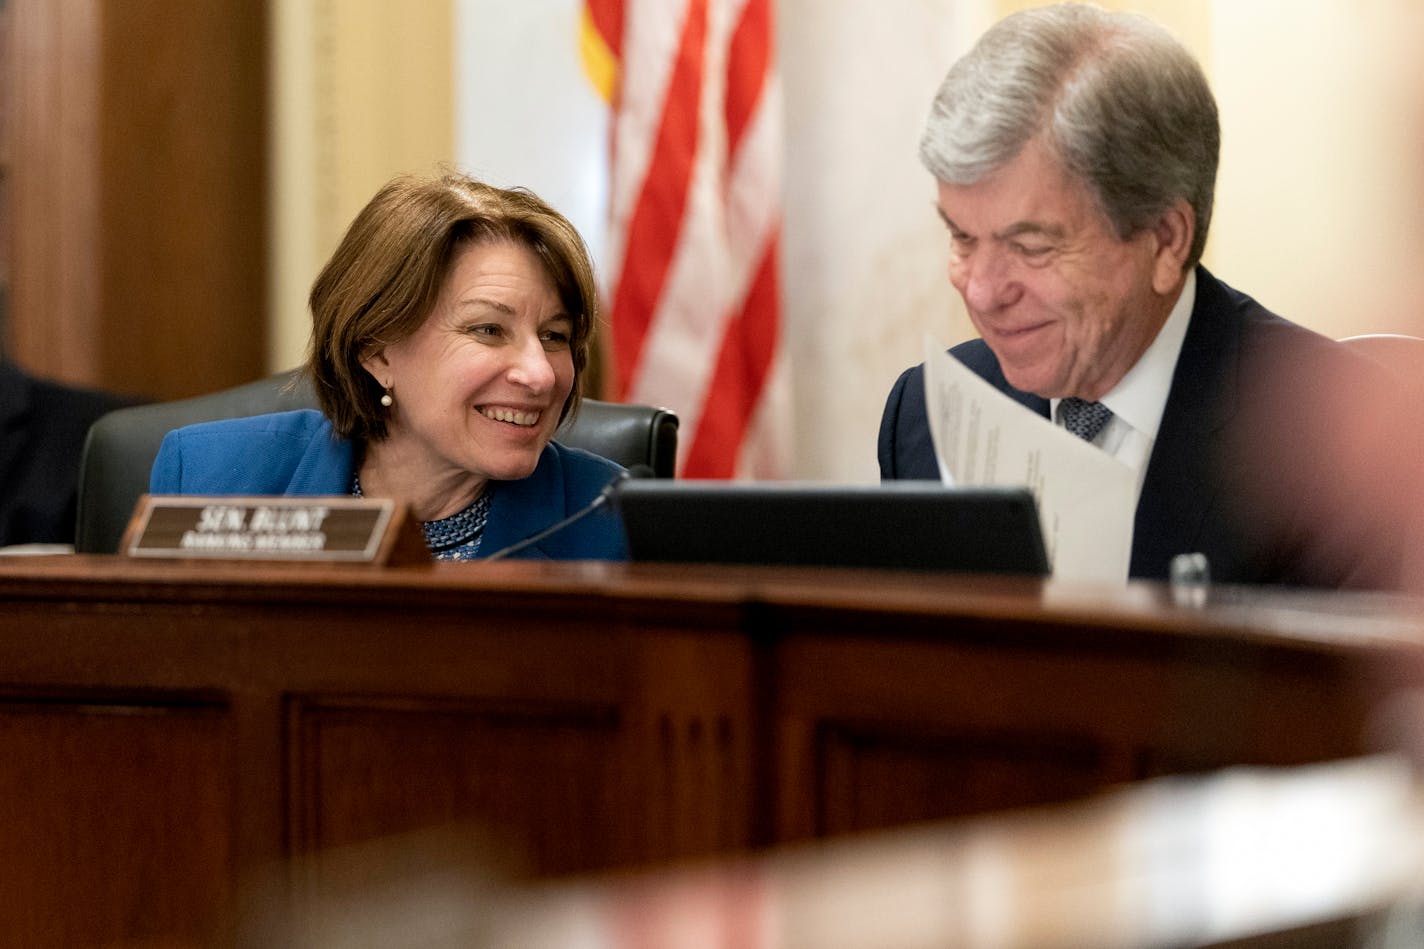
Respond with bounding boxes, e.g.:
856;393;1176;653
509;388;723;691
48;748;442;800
120;495;430;566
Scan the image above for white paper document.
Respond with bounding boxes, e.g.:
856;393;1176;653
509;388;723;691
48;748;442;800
922;339;1134;583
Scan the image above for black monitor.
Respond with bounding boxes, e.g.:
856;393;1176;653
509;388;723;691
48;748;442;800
613;480;1049;575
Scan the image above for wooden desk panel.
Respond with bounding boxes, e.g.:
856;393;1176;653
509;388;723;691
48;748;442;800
0;698;232;947
288;694;627;874
768;611;1388;839
0;557;1421;947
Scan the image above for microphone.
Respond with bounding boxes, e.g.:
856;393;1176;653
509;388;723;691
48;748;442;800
481;464;654;562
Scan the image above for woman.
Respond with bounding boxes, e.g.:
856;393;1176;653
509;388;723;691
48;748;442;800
150;173;628;560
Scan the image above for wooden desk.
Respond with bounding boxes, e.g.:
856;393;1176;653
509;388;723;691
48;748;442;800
310;756;1424;949
1;557;1422;946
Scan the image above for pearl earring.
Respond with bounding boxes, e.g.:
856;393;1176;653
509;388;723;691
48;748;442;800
380;389;394;408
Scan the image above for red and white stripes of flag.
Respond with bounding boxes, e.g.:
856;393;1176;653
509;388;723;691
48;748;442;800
582;0;789;478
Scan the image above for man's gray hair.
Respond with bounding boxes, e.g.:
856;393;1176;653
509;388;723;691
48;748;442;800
920;3;1220;267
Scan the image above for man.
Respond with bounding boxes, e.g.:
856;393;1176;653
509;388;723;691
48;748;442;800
878;3;1406;589
0;358;141;547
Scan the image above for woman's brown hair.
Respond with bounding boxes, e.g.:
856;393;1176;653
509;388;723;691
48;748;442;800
306;173;598;441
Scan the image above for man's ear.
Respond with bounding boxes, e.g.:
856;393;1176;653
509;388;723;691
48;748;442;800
359;347;390;388
1151;199;1195;294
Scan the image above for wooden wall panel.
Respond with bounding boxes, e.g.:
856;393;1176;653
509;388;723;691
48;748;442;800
5;0;266;399
5;0;100;379
0;3;10;319
0;697;232;948
97;2;267;398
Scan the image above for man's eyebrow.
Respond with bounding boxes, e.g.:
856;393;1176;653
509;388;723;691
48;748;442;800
995;221;1066;241
935;206;959;231
934;209;1064;242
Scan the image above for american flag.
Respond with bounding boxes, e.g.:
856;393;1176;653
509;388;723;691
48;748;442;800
581;0;789;478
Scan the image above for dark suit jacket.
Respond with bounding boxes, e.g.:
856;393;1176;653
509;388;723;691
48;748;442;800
0;361;141;546
878;267;1406;589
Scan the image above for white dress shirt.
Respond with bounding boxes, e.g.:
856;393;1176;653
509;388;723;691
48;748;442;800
1050;269;1196;509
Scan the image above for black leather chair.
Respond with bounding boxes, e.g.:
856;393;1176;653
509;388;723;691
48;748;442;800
74;370;678;553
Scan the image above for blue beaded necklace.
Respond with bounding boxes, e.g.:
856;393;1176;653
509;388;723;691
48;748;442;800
351;472;492;561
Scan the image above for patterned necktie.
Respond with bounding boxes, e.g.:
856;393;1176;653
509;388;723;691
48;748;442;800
1060;397;1114;443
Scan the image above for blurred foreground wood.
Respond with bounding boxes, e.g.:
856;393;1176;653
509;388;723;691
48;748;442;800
2;557;1424;945
243;755;1424;949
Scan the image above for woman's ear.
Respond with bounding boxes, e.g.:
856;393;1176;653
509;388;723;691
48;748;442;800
358;347;390;388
